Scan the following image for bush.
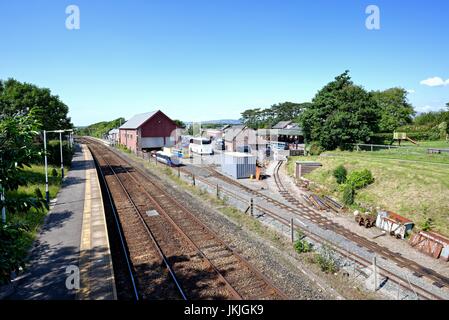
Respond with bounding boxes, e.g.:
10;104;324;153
316;245;339;274
421;218;434;232
51;168;58;177
0;223;31;284
342;184;355;206
333;165;347;184
346;169;374;190
34;187;43;199
294;238;313;254
307;142;324;156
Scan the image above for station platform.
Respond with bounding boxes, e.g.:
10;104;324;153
8;144;116;300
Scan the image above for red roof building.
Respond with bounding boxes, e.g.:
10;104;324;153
119;110;179;153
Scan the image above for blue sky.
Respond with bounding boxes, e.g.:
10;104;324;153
1;0;448;126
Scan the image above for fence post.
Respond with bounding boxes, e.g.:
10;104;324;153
192;174;196;186
216;184;219;199
371;145;374;152
372;256;377;291
290;218;294;243
250;198;253;216
178;166;180;178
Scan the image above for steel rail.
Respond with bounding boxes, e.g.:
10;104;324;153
117;162;243;300
85;138;287;300
173;161;446;300
194;169;442;300
83;137;445;300
93;147;188;300
207;161;449;292
91;152;140;301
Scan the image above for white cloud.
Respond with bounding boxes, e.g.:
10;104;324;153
416;105;437;113
420;77;449;87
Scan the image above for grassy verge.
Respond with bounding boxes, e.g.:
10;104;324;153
1;164;69;283
7;164;68;230
287;140;449;237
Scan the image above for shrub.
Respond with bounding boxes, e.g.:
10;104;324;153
421;218;434;232
342;184;355;206
294;239;313;253
333;165;347;184
316;245;339;274
0;223;31;284
346;169;374;190
294;232;314;253
34;188;43;199
307;142;324;156
51;168;58;177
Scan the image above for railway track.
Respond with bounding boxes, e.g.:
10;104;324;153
84;138;287;300
82;137;448;299
272;161;449;293
175;161;449;300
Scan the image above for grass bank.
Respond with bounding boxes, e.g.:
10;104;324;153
1;164;68;284
287;141;449;237
7;164;68;229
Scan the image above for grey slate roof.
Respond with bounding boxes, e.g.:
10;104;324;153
224;125;247;142
272;120;300;130
273;121;292;129
119;111;158;129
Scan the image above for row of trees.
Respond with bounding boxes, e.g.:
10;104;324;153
241;71;418;150
0;79;72;130
76;117;125;138
241;102;311;129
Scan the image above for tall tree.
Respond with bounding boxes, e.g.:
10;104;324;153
299;71;379;150
173;119;186;128
0;79;72;130
372;88;415;132
0;113;46;216
241;108;263;129
241;102;308;129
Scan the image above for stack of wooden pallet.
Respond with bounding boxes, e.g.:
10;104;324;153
302;194;343;213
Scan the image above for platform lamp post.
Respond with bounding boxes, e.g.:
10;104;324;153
58;130;65;179
43;130;50;204
42;129;72;204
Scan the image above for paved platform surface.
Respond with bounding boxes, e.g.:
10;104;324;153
8;144;116;300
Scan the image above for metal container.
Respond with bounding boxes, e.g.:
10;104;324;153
220;152;256;179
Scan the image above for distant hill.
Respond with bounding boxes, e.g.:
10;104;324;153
76;117;125;138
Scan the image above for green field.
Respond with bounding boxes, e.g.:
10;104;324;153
287;141;449;237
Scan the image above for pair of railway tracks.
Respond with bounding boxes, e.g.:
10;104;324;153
176;160;448;300
84;138;287;300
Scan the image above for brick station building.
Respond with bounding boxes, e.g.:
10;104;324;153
119;110;179;153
